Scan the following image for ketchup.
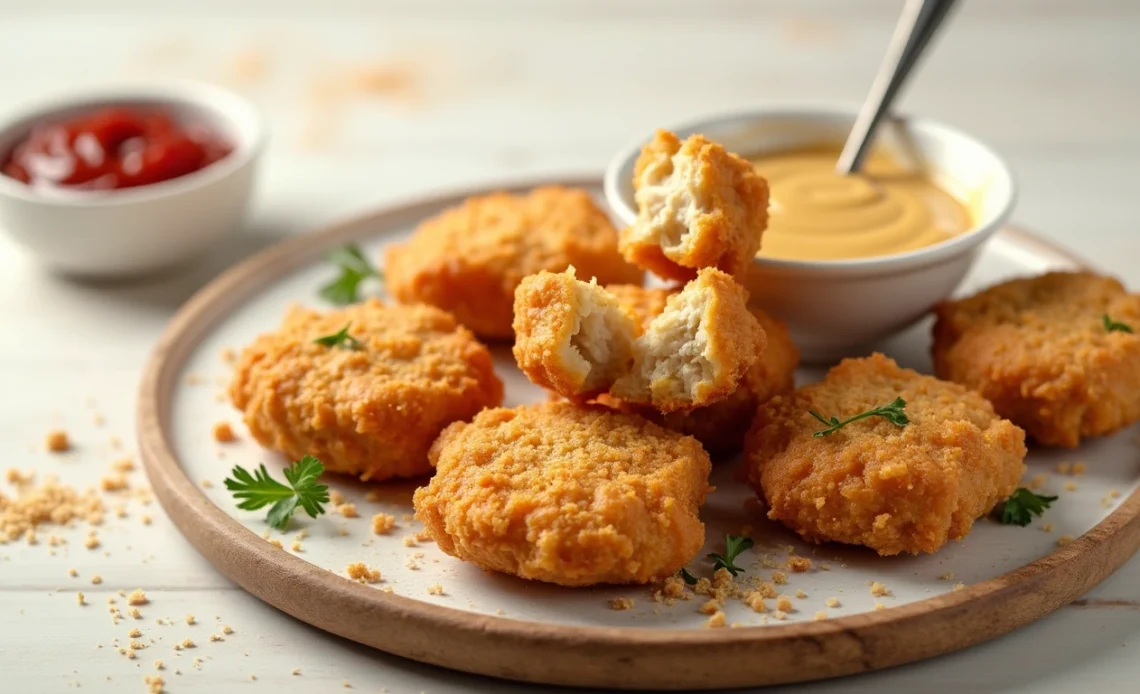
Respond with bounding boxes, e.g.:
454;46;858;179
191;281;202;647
2;107;232;191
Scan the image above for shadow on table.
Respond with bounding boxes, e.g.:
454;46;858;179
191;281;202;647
53;215;298;312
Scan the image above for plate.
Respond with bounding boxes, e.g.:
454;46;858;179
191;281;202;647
139;176;1140;690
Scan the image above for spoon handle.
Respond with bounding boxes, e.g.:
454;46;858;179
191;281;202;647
836;0;959;174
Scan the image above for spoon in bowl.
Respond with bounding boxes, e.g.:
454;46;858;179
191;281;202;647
836;0;960;174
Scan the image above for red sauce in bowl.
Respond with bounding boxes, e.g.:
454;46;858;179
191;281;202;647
2;107;233;191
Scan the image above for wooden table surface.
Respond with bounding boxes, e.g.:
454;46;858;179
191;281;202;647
2;1;1138;691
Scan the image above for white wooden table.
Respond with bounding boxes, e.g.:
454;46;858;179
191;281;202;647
2;1;1138;691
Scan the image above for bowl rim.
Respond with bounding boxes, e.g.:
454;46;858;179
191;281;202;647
0;80;267;208
602;102;1018;274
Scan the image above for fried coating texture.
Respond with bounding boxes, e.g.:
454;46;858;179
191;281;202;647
933;272;1140;447
229;299;504;481
621;130;769;281
744;354;1026;556
512;267;764;412
413;402;711;586
384;186;643;340
596;285;799;454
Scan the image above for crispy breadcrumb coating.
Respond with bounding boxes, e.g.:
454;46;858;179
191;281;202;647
513;267;764;413
413;402;710;586
384;186;642;339
229;299;503;481
621;130;769;281
744;354;1026;556
597;285;798;453
933;271;1140;447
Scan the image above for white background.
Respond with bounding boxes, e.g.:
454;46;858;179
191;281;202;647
1;1;1139;692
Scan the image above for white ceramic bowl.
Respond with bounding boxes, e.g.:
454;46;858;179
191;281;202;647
0;82;265;277
604;106;1016;363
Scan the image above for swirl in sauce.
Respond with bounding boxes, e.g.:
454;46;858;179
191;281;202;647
750;145;972;261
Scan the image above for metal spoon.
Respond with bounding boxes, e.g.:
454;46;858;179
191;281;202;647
836;0;960;174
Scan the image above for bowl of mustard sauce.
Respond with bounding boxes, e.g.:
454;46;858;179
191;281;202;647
604;106;1015;362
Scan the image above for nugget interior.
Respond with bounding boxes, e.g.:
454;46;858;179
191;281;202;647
565;281;637;392
631;149;706;256
615;287;714;404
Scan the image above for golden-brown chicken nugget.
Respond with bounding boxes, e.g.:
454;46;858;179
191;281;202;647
230;299;503;481
512;267;764;412
385;186;643;340
621;130;769;281
744;354;1026;556
414;402;710;586
934;271;1140;447
598;285;798;454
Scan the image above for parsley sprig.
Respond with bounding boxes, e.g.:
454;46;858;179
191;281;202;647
1103;314;1134;334
224;456;330;531
706;534;754;577
998;488;1058;527
320;244;381;305
313;322;363;350
678;568;698;585
810;397;909;437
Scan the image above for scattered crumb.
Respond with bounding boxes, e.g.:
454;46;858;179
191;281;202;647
85;536;101;550
608;597;633;610
141;515;152;526
129;608;142;619
46;430;70;452
826;597;840;608
1058;534;1075;547
705;611;726;628
771;572;787;585
402;535;417;547
1056;462;1071;475
427;583;445;596
268;539;283;550
222;625;233;635
1064;481;1078;492
338;503;359;518
772;610;787;621
0;477;104;543
939;572;954;581
1028;474;1047;490
129;628;142;638
144;674;165;693
814;611;828;621
213;422;236;443
698;599;720;615
874;602;885;611
291;541;303;552
329;490;345;506
185;614;195;625
869;582;890;597
756;582;777;599
795;589;807;599
1110;488;1121;498
744;592;766;613
127;590;149;606
371;513;396;535
77;592;86;606
180;639;195;649
209;634;224;642
200;479;213;488
68;568;78;577
787;556;812;573
952;583;966;592
1072;462;1086;475
776;595;794;612
292;668;301;676
112;459;135;473
1041;523;1054;533
364;490;380;503
345;562;382;583
153;660;164;670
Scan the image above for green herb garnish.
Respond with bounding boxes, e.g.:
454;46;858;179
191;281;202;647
999;488;1058;527
320;244;381;305
313;322;363;350
810;397;909;438
706;534;754;577
224;456;330;531
678;568;698;585
1103;314;1134;334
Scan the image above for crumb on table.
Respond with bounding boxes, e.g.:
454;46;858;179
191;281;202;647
869;581;890;597
371;513;396;535
787;556;812;573
46;430;70;453
213;422;236;443
608;597;633;610
345;562;382;583
705;610;726;628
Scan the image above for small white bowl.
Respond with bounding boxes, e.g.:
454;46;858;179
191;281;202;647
0;82;265;277
604;105;1016;362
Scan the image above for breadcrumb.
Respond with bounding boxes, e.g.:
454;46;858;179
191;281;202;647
744;591;767;613
772;610;787;621
222;625;233;635
787;556;812;573
1056;462;1071;475
77;592;86;606
776;595;794;612
292;669;301;676
826;597;840;608
200;479;213;488
68;568;78;577
209;634;224;642
1072;462;1087;475
112;459;136;472
144;674;165;693
814;611;828;621
795;589;807;599
184;614;195;625
1041;523;1054;532
1058;534;1075;547
608;597;634;610
129;608;142;619
939;572;955;581
371;513;396;535
129;628;142;638
1028;474;1047;490
698;599;720;615
338;503;359;518
771;571;787;585
952;583;966;592
705;611;727;628
869;582;890;597
153;660;163;670
427;583;445;596
1064;481;1078;492
290;541;302;552
84;536;101;550
345;562;381;583
127;590;149;605
101;475;129;492
268;539;283;549
0;477;104;542
874;602;886;610
180;639;195;648
213;422;236;443
46;430;70;452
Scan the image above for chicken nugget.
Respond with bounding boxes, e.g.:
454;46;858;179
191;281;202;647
512;267;764;412
744;354;1026;556
384;186;642;340
620;130;769;281
934;271;1140;447
413;402;710;586
229;299;503;481
596;285;798;454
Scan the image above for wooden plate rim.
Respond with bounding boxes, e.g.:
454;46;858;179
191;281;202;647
138;174;1140;690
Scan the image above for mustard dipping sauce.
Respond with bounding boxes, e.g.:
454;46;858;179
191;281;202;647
750;145;973;261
